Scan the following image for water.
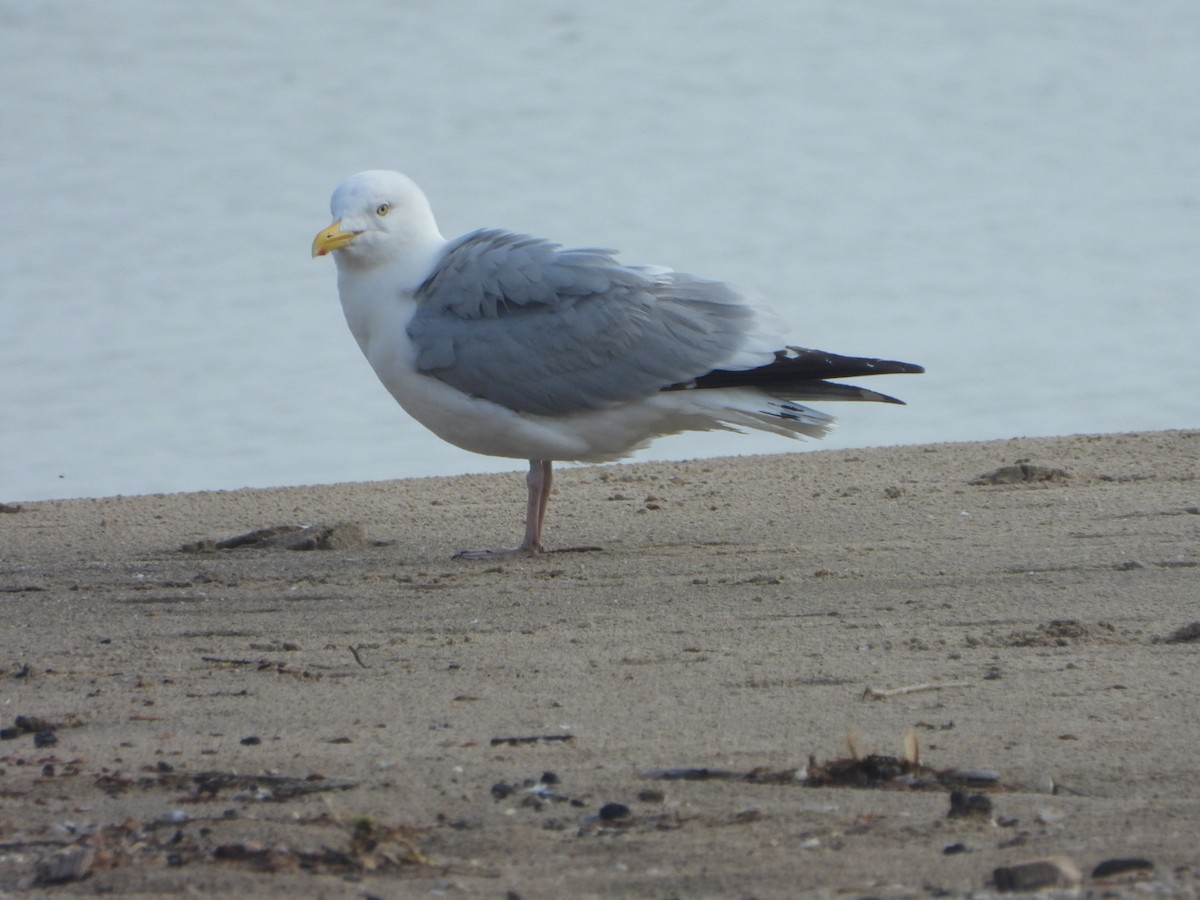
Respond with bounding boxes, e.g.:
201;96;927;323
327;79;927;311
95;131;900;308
3;1;1198;502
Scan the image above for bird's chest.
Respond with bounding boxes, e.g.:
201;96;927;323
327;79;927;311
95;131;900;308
338;277;421;378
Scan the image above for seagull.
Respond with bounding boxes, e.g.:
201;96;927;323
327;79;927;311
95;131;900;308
313;170;923;558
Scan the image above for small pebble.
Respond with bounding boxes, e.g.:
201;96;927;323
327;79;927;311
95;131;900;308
1034;807;1063;825
239;736;261;746
1032;773;1056;794
598;802;631;822
943;767;1000;788
34;844;95;885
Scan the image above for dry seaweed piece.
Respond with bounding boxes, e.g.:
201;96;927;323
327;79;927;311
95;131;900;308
490;734;574;746
643;767;744;782
646;730;1005;794
342;815;429;869
804;727;927;788
264;523;368;551
198;656;322;679
970;464;1070;485
212;818;427;875
92;769;357;801
643;759;984;790
180;523;367;553
181;525;302;552
804;752;921;787
1153;622;1200;644
178;771;358;801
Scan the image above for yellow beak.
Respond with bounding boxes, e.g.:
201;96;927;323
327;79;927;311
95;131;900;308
312;220;358;257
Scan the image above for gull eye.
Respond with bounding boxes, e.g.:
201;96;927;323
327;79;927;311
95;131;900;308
376;202;391;217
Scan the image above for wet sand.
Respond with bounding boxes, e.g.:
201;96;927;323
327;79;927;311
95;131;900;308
2;430;1198;897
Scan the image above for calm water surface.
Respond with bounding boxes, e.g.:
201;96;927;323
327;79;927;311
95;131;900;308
3;1;1197;501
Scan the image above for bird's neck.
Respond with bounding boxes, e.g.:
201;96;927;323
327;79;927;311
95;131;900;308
336;231;443;327
338;265;411;350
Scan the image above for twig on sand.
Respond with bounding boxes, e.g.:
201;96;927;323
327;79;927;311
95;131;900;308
861;681;975;701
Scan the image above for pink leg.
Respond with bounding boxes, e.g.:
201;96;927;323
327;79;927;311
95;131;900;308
522;459;553;553
454;459;553;560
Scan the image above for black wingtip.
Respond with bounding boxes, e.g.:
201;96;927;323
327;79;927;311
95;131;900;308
778;347;924;379
673;349;923;399
859;388;906;405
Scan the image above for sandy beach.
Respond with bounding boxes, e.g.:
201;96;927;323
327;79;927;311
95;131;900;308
2;430;1198;897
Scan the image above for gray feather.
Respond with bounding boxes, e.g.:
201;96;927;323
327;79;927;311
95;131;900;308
408;230;760;416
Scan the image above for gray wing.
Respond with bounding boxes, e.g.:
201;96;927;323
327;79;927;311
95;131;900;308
408;229;762;416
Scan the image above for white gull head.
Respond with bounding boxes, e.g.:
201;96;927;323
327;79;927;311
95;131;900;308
313;170;446;285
